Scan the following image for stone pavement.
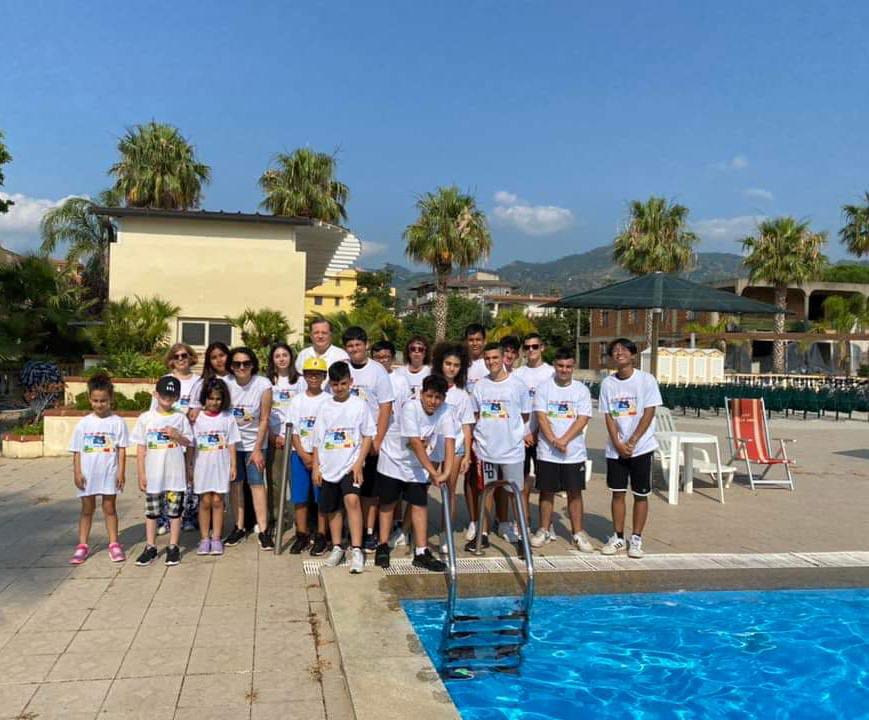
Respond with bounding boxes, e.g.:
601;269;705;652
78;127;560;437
1;411;867;718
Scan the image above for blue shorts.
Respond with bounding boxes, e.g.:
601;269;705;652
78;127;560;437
290;452;320;505
236;450;266;486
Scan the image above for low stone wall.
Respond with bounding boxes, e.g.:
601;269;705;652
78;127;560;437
64;376;158;405
43;409;141;457
1;434;44;459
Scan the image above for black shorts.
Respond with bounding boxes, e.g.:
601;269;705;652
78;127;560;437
318;474;362;514
375;473;429;507
524;444;537;477
606;452;653;497
360;453;379;498
535;460;586;493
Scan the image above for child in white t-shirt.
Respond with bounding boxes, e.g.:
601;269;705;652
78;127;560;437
68;374;129;565
312;361;376;574
193;378;241;557
131;376;194;567
598;338;662;560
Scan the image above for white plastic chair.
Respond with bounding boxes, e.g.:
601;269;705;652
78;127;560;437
654;407;736;488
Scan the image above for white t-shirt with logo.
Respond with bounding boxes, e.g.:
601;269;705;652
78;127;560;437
189;373;235;410
69;413;129;497
313;396;376;484
149;374;202;415
130;410;194;494
228;375;272;452
295;344;349;373
192;411;241;494
471;375;532;464
288;391;329;454
598;369;662;460
376;372;413;480
379;399;458;483
432;385;475;462
513;363;553;433
466;358;487;392
394;365;431;400
269;375;307;435
533;378;593;464
348;360;394;418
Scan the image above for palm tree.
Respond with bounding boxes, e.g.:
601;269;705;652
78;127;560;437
39;190;119;303
820;295;869;374
613;196;699;342
742;217;827;373
228;308;293;365
840;192;869;257
109;122;211;209
258;148;348;223
489;308;537;342
403;186;492;341
0;129;12;214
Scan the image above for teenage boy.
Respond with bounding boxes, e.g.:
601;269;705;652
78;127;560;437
465;343;531;552
342;327;394;552
463;323;487;542
499;335;521;373
375;374;456;571
531;348;594;551
287;357;330;555
312;362;376;574
296;318;350;373
132;376;194;566
598;338;662;559
371;340;412;548
512;333;554;527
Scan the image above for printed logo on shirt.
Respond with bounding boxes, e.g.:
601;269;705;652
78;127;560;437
609;396;638;417
546;400;576;419
323;428;355;450
299;416;316;437
196;431;227;451
83;432;114;453
145;430;177;450
172;396;190;414
350;386;369;402
480;400;509;419
274;389;295;406
231;406;253;423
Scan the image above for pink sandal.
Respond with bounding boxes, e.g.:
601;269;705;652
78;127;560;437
69;544;89;565
108;543;126;563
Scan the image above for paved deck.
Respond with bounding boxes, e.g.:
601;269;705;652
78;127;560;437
0;412;867;718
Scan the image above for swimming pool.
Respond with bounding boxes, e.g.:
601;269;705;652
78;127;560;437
404;588;869;719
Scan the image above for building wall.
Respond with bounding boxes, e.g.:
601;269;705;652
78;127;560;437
305;268;358;316
109;217;307;346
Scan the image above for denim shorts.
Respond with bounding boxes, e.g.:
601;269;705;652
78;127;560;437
236;450;266;486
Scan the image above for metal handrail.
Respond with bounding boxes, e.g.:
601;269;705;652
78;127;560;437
439;483;458;614
273;422;293;556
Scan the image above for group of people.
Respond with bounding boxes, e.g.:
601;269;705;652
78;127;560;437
68;317;662;573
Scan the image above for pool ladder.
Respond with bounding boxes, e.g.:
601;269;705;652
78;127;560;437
438;480;535;679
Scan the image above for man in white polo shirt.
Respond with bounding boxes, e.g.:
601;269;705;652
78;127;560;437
296;318;350;373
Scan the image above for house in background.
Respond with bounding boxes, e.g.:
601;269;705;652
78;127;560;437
305;267;358;315
94;207;361;350
404;270;516;315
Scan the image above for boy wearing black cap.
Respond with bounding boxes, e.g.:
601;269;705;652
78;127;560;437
131;376;195;566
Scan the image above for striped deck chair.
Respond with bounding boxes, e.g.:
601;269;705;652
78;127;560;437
725;397;796;491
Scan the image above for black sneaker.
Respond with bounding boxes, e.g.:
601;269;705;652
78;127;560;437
310;533;329;556
224;526;246;547
257;531;275;551
374;542;391;569
135;545;158;566
362;532;378;553
289;533;310;554
463;533;490;553
164;545;181;566
412;548;447;573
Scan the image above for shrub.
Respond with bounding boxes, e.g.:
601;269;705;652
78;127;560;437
73;390;151;412
83;352;165;379
5;420;44;436
89;296;180;355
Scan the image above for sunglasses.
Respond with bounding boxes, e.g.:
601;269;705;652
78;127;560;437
231;360;253;369
523;344;540;350
173;352;189;360
408;346;426;353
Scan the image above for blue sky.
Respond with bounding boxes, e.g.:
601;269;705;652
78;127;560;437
2;1;868;267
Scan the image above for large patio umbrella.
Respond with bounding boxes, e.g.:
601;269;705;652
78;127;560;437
548;272;787;375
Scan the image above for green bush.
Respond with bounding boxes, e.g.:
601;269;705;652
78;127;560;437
73;390;152;412
83;352;165;379
6;419;44;436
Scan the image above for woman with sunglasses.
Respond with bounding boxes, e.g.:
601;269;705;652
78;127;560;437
395;336;431;400
225;347;275;550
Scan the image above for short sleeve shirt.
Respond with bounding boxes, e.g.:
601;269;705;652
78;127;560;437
598;369;662;459
69;413;129;497
398;400;459;483
348;360;394;417
394;365;431;400
471;375;532;464
149;374;202;415
269;375;307;435
533;378;592;464
313;396;376;484
288;391;329;454
192;411;241;494
431;385;475;462
228;375;273;452
466;358;487;392
513;363;553;432
295;345;349;373
130;410;194;493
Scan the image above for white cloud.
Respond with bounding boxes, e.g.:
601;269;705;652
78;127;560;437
359;240;387;259
0;192;84;254
691;214;766;253
744;187;774;202
492;190;575;236
710;153;749;171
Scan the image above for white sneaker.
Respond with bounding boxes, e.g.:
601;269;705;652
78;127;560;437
324;545;345;567
464;522;477;542
530;528;553;548
438;533;448;555
388;528;407;549
498;522;519;543
156;524;168;536
628;534;644;559
601;534;627;556
572;530;594;553
349;547;365;574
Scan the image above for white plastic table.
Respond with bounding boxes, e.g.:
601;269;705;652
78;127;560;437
656;431;725;505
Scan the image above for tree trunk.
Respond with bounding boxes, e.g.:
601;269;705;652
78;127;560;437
434;273;448;341
773;285;787;374
645;309;654;347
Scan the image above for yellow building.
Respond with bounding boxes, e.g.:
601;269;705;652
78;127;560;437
305;267;359;316
94;207;361;349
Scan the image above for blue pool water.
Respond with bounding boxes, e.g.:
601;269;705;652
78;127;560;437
403;589;869;720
